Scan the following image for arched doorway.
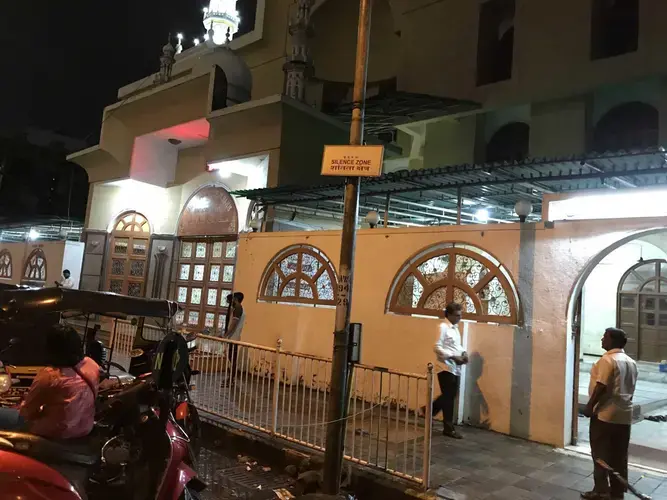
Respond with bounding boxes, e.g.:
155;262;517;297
567;228;667;466
485;122;530;163
106;211;151;296
617;259;667;362
174;185;239;332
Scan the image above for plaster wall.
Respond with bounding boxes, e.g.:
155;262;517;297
232;216;667;447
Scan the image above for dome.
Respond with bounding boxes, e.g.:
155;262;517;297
194;45;252;105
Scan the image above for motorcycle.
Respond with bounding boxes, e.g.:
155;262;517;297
0;333;206;500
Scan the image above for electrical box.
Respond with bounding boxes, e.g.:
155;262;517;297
349;323;362;364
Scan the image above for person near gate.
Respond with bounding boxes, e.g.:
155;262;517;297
222;292;245;387
432;301;468;439
581;327;638;500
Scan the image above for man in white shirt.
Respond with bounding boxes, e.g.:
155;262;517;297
56;269;74;289
582;327;638;500
432;302;468;439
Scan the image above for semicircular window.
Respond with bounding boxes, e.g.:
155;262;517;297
0;250;12;279
259;245;337;307
387;243;519;324
22;248;48;286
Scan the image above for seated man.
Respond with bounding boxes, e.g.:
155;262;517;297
0;324;100;440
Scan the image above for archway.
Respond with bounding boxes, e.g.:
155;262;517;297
592;102;659;153
174;185;239;332
566;227;667;469
485;122;530;163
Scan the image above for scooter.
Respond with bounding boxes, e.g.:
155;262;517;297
0;334;206;500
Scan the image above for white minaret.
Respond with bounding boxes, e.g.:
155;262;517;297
283;0;315;102
203;0;241;45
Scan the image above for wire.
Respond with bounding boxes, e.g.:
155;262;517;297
276;402;387;429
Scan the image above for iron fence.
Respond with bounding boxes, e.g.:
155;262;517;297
108;322;433;486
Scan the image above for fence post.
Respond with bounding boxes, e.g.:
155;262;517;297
271;339;283;435
422;363;434;490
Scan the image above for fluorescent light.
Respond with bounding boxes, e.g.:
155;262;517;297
474;209;489;222
549;189;667;222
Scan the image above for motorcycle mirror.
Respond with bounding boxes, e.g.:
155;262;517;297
8;338;20;346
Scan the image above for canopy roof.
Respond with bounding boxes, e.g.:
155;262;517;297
233;148;667;226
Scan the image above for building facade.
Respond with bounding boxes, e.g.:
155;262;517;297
69;0;667;451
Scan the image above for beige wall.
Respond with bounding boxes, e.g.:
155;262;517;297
0;241;69;287
233;215;667;447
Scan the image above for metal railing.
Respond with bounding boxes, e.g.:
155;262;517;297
108;323;434;486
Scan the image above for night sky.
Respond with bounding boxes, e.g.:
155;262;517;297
0;1;256;143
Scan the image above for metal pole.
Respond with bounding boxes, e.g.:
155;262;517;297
383;194;390;228
422;363;434;490
456;188;462;225
322;0;372;493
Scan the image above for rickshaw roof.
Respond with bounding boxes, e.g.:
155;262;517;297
0;287;178;318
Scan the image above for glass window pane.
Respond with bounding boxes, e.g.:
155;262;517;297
130;260;145;277
174;310;184;325
220;289;232;307
212;242;223;258
111;259;125;276
179;264;190;281
193;265;205;281
196;243;207;259
177;287;188;303
225;242;237;259
207;288;218;306
181;242;193;259
109;280;123;294
127;283;142;297
621;296;636;309
190;288;202;305
223;265;234;282
188;311;199;325
643;312;656;326
205;313;215;328
132;239;148;256
210;265;221;282
114;238;129;254
644;297;656;310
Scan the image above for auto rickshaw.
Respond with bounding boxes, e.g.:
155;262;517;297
0;287;201;452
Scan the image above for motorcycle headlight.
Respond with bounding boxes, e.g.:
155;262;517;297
0;374;12;394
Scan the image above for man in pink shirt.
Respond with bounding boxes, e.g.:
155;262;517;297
0;324;100;440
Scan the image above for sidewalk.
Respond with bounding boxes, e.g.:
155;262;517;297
431;427;667;500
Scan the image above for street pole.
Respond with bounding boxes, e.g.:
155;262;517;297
322;0;372;494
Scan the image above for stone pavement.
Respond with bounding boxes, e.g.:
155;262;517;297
431;427;667;500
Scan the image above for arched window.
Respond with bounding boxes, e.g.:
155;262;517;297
387;243;519;324
617;259;667;362
22;248;47;286
259;245;337;306
0;250;12;279
486;122;530;163
107;211;151;297
592;102;659;153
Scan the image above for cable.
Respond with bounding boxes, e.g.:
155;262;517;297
276;402;388;429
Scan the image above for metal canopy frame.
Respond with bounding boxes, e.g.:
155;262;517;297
326;90;479;136
233;148;667;227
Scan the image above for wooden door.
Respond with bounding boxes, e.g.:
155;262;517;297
106;212;151;297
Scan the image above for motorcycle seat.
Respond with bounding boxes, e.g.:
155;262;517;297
0;430;98;466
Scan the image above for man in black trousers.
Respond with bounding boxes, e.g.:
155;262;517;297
582;328;638;500
432;302;468;439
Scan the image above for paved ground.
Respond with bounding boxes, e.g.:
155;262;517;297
432;427;667;500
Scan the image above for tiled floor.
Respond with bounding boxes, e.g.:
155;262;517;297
431;427;667;500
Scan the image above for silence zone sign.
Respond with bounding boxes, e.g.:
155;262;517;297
321;145;384;177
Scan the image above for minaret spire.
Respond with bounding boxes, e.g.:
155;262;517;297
283;0;315;102
203;0;241;45
155;34;176;84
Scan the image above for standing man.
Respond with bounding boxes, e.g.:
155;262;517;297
56;269;74;289
222;292;245;387
433;302;468;439
582;328;638;500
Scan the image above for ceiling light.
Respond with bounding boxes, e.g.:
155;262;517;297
474;209;489;222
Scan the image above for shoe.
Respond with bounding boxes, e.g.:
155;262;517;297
580;491;610;499
443;429;464;439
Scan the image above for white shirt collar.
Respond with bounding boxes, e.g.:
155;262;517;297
443;318;456;329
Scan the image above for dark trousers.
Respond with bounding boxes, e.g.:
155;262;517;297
229;344;239;377
432;371;459;432
590;416;630;497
